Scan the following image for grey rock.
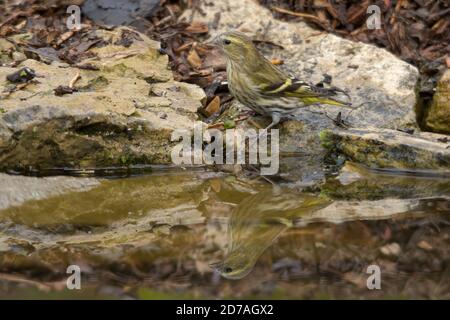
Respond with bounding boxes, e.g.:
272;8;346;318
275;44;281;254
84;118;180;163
322;128;450;172
181;0;420;183
0;27;206;171
82;0;160;26
182;0;419;130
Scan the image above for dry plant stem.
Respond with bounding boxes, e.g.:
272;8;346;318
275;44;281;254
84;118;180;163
271;6;324;24
69;71;81;88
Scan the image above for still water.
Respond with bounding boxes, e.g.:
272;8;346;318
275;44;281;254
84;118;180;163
0;164;449;299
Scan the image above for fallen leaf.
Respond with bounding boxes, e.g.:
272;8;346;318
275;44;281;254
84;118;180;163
205;96;220;116
270;58;284;65
187;49;202;69
174;42;193;53
185;22;209;34
56;30;75;46
417;240;433;251
380;242;401;256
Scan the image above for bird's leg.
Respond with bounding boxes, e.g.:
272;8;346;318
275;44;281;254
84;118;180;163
252;112;282;143
264;113;282;131
247;113;282;140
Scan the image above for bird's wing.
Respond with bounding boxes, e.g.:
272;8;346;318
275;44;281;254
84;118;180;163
259;78;352;107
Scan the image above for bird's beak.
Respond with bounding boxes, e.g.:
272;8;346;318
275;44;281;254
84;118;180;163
204;35;220;47
209;261;224;271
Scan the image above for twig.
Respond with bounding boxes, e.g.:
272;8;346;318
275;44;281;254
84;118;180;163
69;71;80;89
271;6;324;24
56;30;76;46
0;273;66;291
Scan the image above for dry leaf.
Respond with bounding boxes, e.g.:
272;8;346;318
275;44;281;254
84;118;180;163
205;96;220;116
417;240;433;251
185;22;209;34
380;242;401;256
270;58;284;65
187;49;202;69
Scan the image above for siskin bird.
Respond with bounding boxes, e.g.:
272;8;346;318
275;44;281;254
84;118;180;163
214;31;352;130
210;187;331;280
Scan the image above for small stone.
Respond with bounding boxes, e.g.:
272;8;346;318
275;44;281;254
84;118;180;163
0;38;15;52
6;67;36;83
12;51;27;62
159;112;167;119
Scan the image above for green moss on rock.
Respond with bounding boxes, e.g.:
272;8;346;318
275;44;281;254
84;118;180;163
326;128;450;171
426;70;450;134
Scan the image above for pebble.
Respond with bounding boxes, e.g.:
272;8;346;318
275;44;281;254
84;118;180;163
12;51;27;62
159;112;168;119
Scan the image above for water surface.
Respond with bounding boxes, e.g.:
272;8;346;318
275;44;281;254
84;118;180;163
0;165;448;299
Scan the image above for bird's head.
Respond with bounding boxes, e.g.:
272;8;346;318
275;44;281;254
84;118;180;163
213;31;257;63
210;246;258;280
210;257;255;280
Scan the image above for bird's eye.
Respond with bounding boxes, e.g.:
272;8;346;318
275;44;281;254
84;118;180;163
223;39;231;45
224;267;233;273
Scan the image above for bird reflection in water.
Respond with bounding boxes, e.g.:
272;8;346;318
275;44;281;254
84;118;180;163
211;186;331;280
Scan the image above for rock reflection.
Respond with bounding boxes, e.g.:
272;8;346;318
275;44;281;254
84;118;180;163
213;165;450;279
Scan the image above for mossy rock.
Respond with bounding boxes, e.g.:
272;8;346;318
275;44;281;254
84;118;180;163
325;128;450;172
426;70;450;134
0;27;206;172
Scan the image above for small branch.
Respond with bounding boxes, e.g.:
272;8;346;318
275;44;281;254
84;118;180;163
271;6;324;25
69;71;81;89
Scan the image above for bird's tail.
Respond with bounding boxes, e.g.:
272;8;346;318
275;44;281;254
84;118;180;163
323;97;354;108
303;96;353;108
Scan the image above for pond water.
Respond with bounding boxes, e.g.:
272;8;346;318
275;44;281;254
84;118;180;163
0;164;449;299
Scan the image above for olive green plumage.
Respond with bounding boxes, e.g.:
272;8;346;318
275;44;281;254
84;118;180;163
211;188;331;280
214;31;352;129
